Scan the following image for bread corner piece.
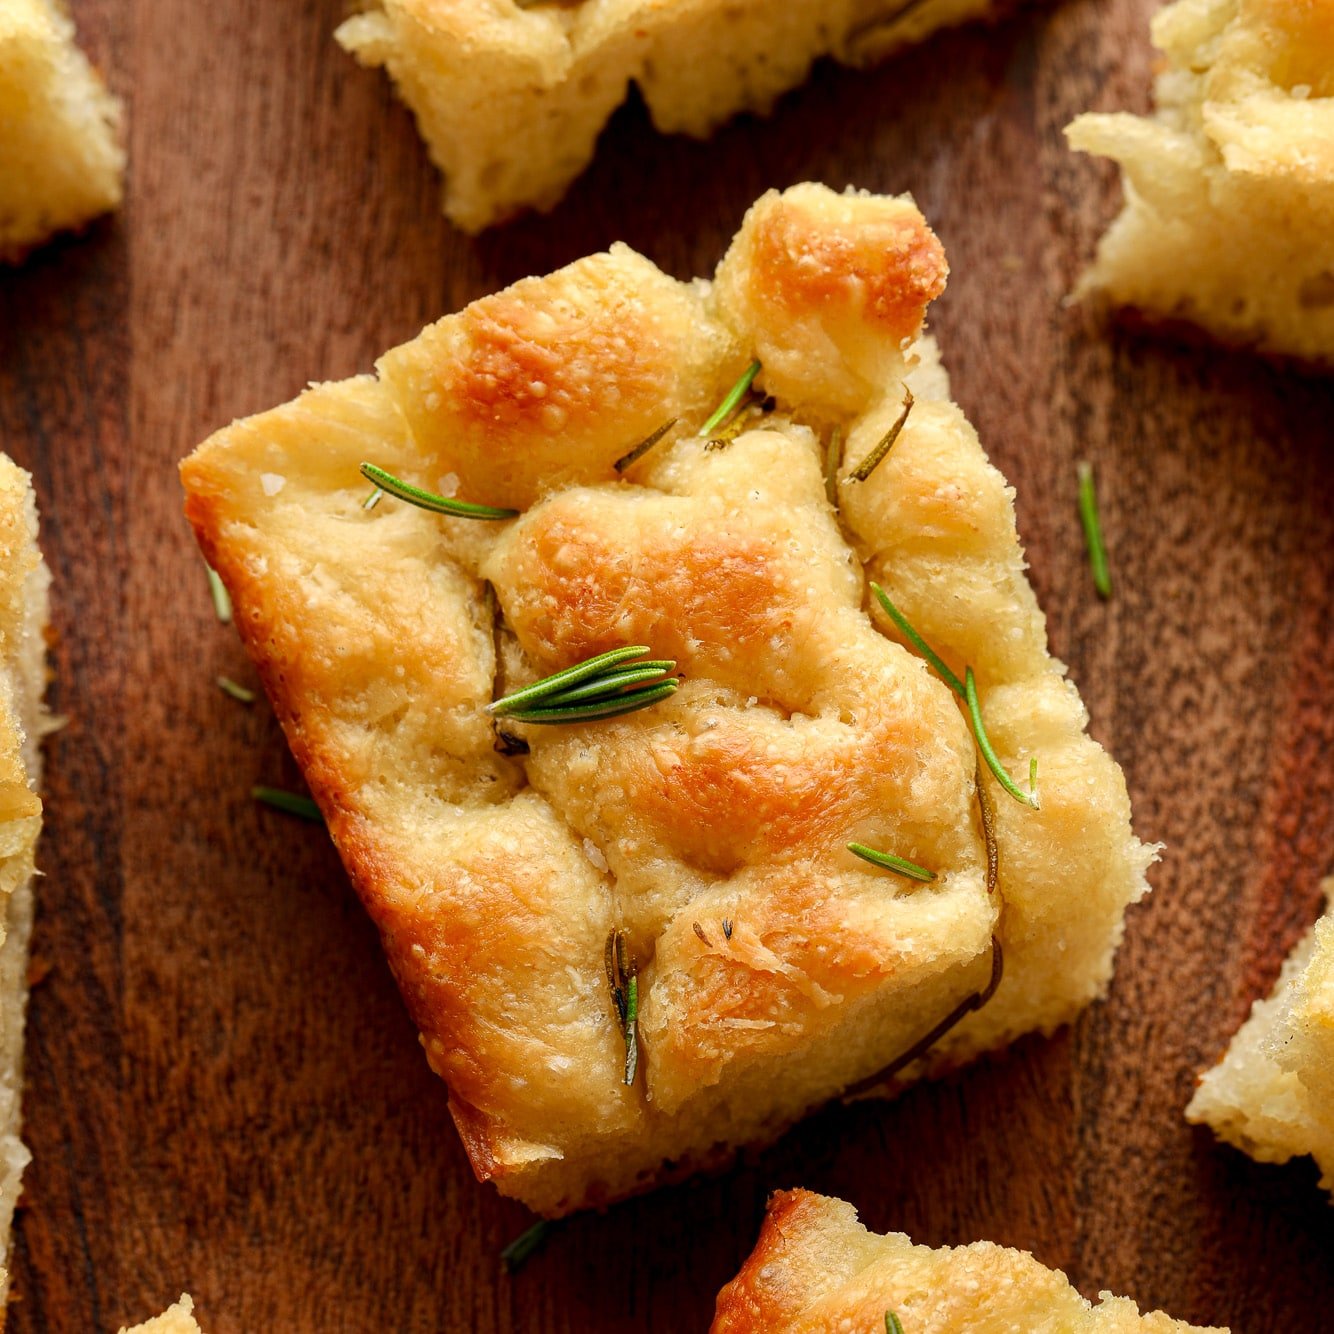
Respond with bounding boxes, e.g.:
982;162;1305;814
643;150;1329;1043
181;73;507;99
336;0;1002;232
0;458;50;1308
181;182;1154;1217
118;1296;204;1334
1065;0;1334;366
0;0;125;262
1186;883;1334;1197
711;1189;1228;1332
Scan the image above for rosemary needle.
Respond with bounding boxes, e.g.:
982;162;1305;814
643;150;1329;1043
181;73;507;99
698;360;761;437
849;387;914;483
847;842;937;883
615;418;677;473
824;425;842;506
359;462;518;521
965;668;1039;810
869;584;1038;809
501;1219;554;1273
604;928;640;1087
869;583;964;698
886;1315;905;1334
362;486;383;511
206;565;232;624
1077;460;1112;599
252;786;323;823
216;676;256;704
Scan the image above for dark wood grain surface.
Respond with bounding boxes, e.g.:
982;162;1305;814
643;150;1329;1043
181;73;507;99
2;0;1332;1329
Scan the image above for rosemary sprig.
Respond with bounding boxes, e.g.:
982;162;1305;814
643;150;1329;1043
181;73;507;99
359;463;518;521
216;676;255;704
699;360;761;438
489;646;679;726
848;842;936;883
252;786;322;823
206;565;232;624
615;418;678;473
849;387;913;483
604;928;640;1086
1077;461;1111;599
869;583;1038;809
886;1314;905;1334
845;936;1004;1098
501;1219;554;1273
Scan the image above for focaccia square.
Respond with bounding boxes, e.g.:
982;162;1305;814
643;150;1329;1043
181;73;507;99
0;458;51;1309
181;183;1154;1216
1186;884;1334;1198
712;1189;1227;1332
1065;0;1334;366
336;0;1009;233
0;0;124;262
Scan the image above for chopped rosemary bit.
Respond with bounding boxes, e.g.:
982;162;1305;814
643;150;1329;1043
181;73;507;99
722;918;733;940
359;462;518;521
1077;461;1111;599
870;584;1038;809
965;668;1039;810
869;583;964;698
824;425;842;505
206;565;232;624
705;401;765;450
615;418;678;472
362;486;383;511
886;1314;905;1334
501;1219;553;1273
604;928;640;1087
699;360;761;437
849;387;913;483
251;786;323;823
693;922;712;946
216;676;256;704
847;842;936;883
489;646;679;726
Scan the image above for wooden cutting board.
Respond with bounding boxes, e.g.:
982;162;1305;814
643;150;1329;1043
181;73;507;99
2;0;1332;1329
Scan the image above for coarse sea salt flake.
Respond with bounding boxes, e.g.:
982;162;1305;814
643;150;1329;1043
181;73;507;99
260;473;286;496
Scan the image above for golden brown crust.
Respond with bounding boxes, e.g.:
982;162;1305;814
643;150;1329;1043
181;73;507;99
712;1190;1229;1332
182;185;1151;1215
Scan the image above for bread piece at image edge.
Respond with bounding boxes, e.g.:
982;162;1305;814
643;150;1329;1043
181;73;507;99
0;0;124;262
118;1296;204;1334
181;182;1154;1217
0;459;51;1310
336;0;1009;232
1186;883;1334;1197
1065;0;1334;367
711;1189;1228;1332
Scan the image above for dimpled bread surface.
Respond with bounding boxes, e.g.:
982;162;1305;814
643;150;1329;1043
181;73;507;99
1066;0;1334;365
711;1189;1229;1332
0;0;124;261
180;183;1154;1217
335;0;1007;232
1187;886;1334;1197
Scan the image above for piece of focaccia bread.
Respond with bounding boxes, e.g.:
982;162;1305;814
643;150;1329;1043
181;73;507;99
712;1189;1228;1332
119;1296;204;1334
181;183;1154;1217
1065;0;1334;366
336;0;1010;233
0;459;51;1309
1186;885;1334;1197
0;0;125;262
